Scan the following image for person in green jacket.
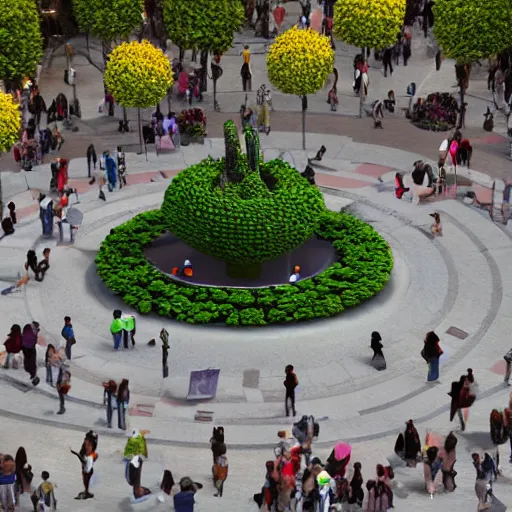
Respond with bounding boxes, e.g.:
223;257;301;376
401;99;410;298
121;314;136;349
111;310;124;350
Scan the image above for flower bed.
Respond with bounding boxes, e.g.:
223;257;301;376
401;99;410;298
178;108;206;139
95;209;393;326
411;92;458;131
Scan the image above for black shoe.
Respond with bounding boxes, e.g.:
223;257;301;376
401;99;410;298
99;190;106;201
89;177;96;185
32;377;40;386
57;408;65;415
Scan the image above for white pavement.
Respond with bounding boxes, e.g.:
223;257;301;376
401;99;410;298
1;131;512;510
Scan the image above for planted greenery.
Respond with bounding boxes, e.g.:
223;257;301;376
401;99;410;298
161;156;325;265
95;209;393;325
0;0;43;83
163;0;245;54
333;0;406;49
104;41;173;109
0;92;21;153
434;0;512;64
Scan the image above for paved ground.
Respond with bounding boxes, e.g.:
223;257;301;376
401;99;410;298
1;132;512;512
1;6;512;509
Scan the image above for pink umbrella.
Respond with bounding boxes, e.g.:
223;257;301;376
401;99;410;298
334;442;352;461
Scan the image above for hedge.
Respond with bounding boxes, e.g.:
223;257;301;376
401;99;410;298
95;209;393;326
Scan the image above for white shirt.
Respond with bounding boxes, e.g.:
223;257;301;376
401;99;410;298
439;139;449;152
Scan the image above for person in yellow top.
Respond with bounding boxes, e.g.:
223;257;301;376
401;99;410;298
240;45;252;92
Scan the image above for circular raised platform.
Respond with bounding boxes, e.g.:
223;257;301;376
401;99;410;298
144;232;337;288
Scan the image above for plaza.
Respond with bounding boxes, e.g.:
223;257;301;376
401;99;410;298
2;1;512;511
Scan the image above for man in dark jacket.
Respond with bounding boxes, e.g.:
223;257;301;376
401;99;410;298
284;364;298;417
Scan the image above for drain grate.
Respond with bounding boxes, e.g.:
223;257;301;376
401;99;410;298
10;381;33;393
446;326;469;340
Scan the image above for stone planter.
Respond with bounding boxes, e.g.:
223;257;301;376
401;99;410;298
180;133;205;145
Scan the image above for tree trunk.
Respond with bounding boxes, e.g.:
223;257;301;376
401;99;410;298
200;50;208;93
137;107;143;154
301;95;307;150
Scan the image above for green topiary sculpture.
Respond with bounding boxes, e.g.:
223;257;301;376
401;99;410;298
161;121;325;278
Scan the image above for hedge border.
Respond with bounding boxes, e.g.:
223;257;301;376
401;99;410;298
95;209;394;326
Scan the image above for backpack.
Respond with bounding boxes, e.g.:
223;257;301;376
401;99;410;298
482;453;496;475
490;410;509;445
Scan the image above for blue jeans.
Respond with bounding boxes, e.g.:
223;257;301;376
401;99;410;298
113;331;122;350
428;358;440;381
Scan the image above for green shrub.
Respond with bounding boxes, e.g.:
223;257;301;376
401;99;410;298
161;156;325;264
95;209;393;326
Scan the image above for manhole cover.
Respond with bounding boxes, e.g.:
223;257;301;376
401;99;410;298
446;326;468;340
243;369;260;389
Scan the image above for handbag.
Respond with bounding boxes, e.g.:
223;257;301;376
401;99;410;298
504;349;512;363
420;348;429;362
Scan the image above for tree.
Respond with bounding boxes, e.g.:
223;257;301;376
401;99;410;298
0;92;21;153
72;0;144;69
267;26;334;149
333;0;406;49
333;0;405;116
0;0;43;87
434;0;512;127
434;0;512;63
104;40;173;151
163;0;244;92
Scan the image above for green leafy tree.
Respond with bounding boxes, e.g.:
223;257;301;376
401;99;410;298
0;91;21;153
163;0;244;92
163;0;244;55
434;0;512;127
73;0;144;68
434;0;512;64
0;0;43;86
333;0;406;50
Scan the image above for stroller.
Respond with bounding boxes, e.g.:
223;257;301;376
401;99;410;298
20;140;42;171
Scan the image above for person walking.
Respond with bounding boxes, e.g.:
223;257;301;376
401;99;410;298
3;324;22;369
117;378;130;430
370;331;386;370
103;379;117;428
86;144;97;178
422;331;443;382
103;151;117;192
503;392;512;462
35;471;57;511
347;462;364;510
56;363;71;415
240;45;252;92
441;432;458;492
22;322;40;386
110;310;124;350
382;47;393;77
449;369;477;431
503;347;512;385
213;448;228;497
61;316;76;360
284;364;298;417
44;344;57;386
472;453;491;510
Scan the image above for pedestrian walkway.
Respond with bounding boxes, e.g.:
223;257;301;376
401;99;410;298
1;132;511;454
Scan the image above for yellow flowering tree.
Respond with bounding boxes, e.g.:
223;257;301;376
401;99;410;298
333;0;406;49
267;27;334;149
104;41;173;151
0;92;21;153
